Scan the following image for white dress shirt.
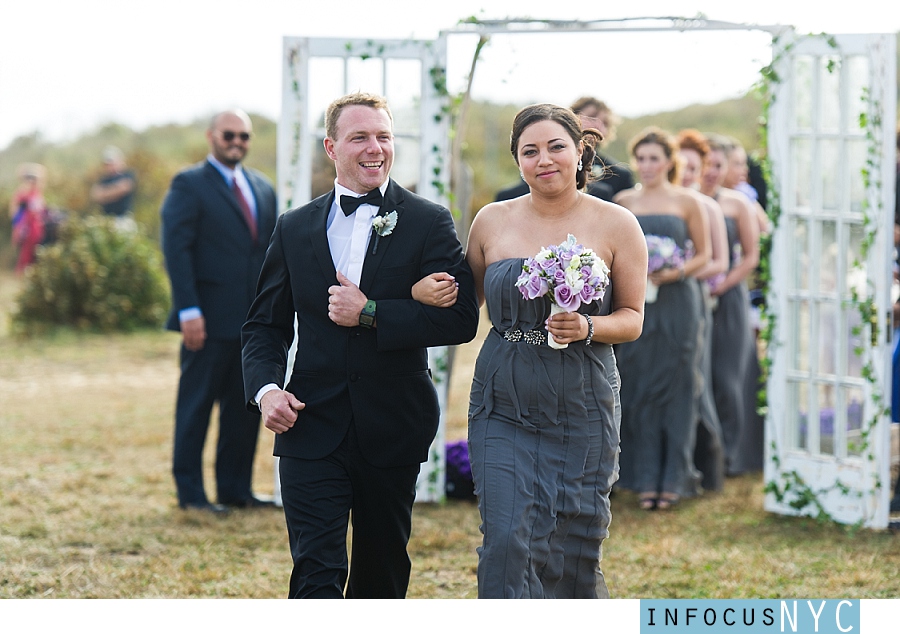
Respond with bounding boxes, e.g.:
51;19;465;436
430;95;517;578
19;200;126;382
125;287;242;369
253;180;388;406
327;181;386;286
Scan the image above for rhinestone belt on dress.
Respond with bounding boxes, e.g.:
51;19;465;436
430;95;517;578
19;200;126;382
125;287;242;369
502;328;547;345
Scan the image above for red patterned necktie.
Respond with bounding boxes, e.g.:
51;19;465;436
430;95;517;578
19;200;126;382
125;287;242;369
232;177;258;244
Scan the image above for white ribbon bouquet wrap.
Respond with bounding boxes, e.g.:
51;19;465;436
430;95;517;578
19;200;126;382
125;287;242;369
515;234;610;349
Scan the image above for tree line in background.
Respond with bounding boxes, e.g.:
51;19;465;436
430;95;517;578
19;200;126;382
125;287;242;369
0;94;766;331
0;94;765;253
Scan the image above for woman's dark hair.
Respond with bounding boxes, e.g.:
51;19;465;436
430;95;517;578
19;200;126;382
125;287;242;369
509;104;603;190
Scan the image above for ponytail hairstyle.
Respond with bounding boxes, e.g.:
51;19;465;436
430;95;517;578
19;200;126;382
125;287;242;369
510;103;604;191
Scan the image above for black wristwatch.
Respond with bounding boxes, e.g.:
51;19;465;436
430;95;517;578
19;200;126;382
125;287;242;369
359;300;376;328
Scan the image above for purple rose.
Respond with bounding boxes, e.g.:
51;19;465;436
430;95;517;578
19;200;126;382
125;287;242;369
519;271;549;300
579;282;599;304
554;284;581;311
552;267;567;286
539;257;558;274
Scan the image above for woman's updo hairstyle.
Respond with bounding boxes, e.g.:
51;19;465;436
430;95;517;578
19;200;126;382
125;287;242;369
509;103;603;191
629;126;680;184
675;128;710;160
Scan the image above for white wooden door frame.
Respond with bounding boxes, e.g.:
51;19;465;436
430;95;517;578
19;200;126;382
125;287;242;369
765;32;896;528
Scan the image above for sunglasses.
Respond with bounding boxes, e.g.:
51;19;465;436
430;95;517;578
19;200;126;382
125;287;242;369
219;130;251;142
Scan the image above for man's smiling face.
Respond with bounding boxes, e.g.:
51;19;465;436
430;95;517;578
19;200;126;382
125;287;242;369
324;104;394;194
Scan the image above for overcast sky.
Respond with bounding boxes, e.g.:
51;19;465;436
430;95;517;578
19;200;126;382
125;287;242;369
1;0;897;150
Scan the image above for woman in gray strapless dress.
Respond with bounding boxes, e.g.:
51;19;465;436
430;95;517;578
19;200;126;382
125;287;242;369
612;127;711;510
676;130;730;493
710;216;753;472
468;259;620;598
698;137;761;476
462;104;648;598
614;215;704;502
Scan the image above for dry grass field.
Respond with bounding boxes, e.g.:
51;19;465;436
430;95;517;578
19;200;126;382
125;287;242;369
1;270;898;600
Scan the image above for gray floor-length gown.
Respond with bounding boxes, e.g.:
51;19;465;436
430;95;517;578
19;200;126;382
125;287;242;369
468;258;620;599
694;283;726;491
711;216;753;474
615;214;702;498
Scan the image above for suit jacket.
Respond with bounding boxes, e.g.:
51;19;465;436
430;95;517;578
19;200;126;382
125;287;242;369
241;179;479;468
161;160;277;340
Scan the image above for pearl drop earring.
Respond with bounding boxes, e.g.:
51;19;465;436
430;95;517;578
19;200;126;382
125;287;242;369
577;159;583;171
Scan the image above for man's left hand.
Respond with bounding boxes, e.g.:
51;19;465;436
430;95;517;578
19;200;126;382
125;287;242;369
328;271;367;327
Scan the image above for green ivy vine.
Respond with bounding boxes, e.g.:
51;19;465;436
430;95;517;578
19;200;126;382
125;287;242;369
756;32;887;528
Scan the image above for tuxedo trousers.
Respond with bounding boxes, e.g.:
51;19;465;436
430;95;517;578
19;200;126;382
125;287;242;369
172;338;260;506
279;421;421;599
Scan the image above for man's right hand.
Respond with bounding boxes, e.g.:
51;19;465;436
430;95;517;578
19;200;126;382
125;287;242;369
260;389;305;434
181;316;207;351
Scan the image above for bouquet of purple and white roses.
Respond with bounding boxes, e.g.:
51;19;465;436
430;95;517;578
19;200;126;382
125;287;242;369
515;234;610;349
644;234;691;303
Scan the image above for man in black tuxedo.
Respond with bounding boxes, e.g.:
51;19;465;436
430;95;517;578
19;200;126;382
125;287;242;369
161;109;277;514
242;92;479;598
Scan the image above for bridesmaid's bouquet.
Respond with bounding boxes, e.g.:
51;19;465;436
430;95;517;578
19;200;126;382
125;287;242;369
645;234;691;303
515;234;610;349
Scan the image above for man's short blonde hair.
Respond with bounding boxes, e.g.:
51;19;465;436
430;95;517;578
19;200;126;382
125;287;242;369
325;93;392;140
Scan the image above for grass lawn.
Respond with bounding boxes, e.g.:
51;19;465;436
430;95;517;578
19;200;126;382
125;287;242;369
1;270;898;599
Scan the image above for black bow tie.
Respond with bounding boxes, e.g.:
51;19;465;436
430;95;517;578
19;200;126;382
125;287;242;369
340;189;383;216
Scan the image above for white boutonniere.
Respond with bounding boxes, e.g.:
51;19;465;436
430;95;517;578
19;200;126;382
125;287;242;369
371;210;397;254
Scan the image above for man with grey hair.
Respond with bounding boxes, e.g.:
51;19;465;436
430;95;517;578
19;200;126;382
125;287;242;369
161;109;278;514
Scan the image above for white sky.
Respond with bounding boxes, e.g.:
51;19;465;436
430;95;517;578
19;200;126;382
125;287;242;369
1;0;898;149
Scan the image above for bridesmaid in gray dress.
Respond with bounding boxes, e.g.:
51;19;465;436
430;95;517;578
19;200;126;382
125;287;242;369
677;129;730;492
613;127;711;510
464;104;647;598
699;136;760;474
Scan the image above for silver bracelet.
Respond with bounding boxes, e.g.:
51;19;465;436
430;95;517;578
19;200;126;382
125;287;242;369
583;314;593;346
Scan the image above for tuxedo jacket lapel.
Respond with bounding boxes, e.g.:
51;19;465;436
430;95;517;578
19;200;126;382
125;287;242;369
359;180;404;295
310;192;337;283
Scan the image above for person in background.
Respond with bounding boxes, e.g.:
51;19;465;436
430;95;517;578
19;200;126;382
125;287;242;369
614;127;710;510
676;128;729;492
699;134;760;476
9;163;48;275
91;146;137;229
161;109;278;514
570;96;635;198
722;137;770;238
720;135;769;475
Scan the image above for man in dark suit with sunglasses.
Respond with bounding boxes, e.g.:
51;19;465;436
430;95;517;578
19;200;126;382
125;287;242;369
161;109;277;514
242;92;478;597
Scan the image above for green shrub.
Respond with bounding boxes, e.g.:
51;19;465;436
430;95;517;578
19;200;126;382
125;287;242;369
13;215;170;333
